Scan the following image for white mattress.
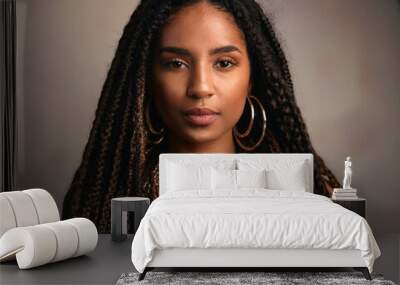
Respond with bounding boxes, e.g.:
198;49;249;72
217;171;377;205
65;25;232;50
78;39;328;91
131;189;381;273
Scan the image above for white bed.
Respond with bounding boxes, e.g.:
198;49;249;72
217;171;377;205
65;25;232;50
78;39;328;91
131;153;381;281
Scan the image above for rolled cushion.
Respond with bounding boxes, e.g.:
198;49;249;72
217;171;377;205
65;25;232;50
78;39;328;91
0;189;60;238
0;196;17;237
0;191;39;227
0;226;57;268
64;218;98;257
23;188;59;223
0;218;98;269
42;221;79;262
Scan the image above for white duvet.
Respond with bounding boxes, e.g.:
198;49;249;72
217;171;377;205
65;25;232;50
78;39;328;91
131;189;381;273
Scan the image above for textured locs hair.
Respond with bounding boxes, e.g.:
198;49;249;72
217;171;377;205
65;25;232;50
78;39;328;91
62;0;340;233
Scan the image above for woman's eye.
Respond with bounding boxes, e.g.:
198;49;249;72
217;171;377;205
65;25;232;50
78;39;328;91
215;59;236;69
163;59;186;69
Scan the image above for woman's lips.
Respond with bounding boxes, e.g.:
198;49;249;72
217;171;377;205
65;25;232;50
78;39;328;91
182;107;220;127
184;114;219;127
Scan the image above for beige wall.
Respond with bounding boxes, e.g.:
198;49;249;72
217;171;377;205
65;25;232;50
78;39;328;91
16;0;400;235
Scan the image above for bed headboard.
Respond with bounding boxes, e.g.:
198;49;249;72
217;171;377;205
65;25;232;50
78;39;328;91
159;153;314;195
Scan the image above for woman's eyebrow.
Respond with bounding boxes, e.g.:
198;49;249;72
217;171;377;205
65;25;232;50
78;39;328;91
159;45;242;56
210;45;242;55
159;47;191;56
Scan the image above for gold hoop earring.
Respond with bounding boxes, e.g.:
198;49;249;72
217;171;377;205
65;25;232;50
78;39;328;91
234;95;255;138
145;98;164;144
233;95;267;151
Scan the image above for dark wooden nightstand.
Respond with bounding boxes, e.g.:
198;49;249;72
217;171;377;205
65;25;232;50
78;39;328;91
111;197;150;241
332;197;366;218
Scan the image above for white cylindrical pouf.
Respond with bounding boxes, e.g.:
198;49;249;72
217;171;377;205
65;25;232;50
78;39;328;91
0;196;17;237
65;218;98;257
0;192;39;227
23;189;60;224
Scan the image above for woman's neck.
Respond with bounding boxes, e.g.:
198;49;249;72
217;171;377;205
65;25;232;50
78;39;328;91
166;131;237;153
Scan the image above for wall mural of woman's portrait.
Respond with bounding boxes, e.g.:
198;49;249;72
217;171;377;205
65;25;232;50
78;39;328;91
7;0;399;282
61;0;340;233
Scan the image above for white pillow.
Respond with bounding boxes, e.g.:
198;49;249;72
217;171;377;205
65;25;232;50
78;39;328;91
166;158;236;170
236;169;267;188
211;168;268;190
237;159;308;191
211;168;237;190
266;163;307;191
167;162;212;191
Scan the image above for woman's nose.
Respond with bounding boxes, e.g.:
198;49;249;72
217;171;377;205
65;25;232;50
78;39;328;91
186;63;214;99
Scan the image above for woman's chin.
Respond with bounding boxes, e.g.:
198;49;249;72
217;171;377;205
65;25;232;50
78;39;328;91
176;128;222;145
183;132;220;145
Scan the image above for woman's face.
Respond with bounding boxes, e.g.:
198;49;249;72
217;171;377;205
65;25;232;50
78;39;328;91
151;1;251;146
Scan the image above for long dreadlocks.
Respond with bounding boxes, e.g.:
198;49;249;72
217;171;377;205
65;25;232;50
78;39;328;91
62;0;340;233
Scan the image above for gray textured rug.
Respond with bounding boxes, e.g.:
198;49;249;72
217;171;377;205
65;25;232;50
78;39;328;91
116;271;396;285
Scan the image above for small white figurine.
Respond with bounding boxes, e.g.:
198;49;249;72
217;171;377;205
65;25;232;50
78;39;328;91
342;156;352;189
